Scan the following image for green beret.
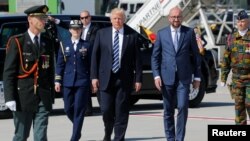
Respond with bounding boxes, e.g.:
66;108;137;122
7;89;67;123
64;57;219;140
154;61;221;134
24;5;49;16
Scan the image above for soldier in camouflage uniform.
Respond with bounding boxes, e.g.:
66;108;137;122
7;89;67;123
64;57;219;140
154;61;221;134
221;10;250;125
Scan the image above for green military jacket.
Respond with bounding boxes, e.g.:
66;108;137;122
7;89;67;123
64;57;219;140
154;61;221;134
221;29;250;87
3;31;55;112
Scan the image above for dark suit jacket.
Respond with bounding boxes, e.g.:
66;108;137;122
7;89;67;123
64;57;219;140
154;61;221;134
3;32;55;112
91;26;142;90
151;25;201;85
82;23;100;60
55;39;91;87
84;23;99;47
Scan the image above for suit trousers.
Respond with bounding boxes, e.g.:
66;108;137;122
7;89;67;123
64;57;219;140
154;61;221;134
161;78;190;141
100;72;131;141
12;101;50;141
63;86;89;141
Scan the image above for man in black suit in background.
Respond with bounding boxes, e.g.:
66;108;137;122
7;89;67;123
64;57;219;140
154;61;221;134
91;8;142;141
80;10;100;116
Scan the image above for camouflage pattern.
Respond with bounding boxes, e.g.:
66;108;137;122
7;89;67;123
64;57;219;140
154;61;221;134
221;30;250;125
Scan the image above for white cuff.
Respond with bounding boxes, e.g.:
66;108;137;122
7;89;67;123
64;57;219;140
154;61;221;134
154;76;160;80
220;82;226;87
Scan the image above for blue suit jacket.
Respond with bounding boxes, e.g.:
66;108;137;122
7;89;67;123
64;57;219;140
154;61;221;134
90;26;142;90
55;39;90;87
151;25;201;85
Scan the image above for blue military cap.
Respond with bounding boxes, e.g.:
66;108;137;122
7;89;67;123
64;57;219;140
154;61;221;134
24;5;49;16
69;20;82;28
237;10;249;20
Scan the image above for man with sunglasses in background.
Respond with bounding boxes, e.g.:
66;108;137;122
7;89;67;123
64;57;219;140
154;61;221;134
3;5;55;141
79;10;100;116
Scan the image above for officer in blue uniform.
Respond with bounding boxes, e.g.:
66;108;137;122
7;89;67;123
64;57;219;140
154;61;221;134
55;20;91;141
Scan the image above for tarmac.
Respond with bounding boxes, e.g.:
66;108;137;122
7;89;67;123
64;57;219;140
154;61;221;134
1;80;249;141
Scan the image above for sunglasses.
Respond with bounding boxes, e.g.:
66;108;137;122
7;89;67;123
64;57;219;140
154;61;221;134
80;16;89;20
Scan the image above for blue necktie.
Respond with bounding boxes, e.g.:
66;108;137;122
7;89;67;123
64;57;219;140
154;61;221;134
112;30;119;73
173;30;178;51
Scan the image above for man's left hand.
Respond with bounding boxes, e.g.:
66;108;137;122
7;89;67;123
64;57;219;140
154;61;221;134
134;82;142;92
192;80;200;89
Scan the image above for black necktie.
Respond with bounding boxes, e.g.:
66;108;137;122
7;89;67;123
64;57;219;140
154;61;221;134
34;36;39;48
73;42;77;51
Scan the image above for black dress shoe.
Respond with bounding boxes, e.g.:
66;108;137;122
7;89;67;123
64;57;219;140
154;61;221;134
103;135;111;141
84;111;93;116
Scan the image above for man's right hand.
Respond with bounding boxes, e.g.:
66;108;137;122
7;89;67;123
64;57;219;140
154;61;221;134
220;82;226;87
47;16;60;24
5;101;16;111
55;83;61;92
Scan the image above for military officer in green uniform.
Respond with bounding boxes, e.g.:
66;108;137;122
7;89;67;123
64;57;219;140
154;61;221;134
221;10;250;125
3;5;55;141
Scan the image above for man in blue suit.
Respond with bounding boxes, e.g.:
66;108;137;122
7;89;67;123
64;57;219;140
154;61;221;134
55;20;90;141
151;7;201;141
91;8;142;141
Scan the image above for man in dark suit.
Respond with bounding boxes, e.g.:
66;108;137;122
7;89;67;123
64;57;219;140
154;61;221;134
91;8;142;141
3;5;55;141
55;20;91;141
80;10;100;116
151;7;201;141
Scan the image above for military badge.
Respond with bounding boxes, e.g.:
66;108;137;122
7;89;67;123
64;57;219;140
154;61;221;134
65;47;70;56
23;52;32;55
41;42;46;47
25;59;28;69
27;41;32;45
246;43;250;53
79;46;87;59
41;55;50;69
